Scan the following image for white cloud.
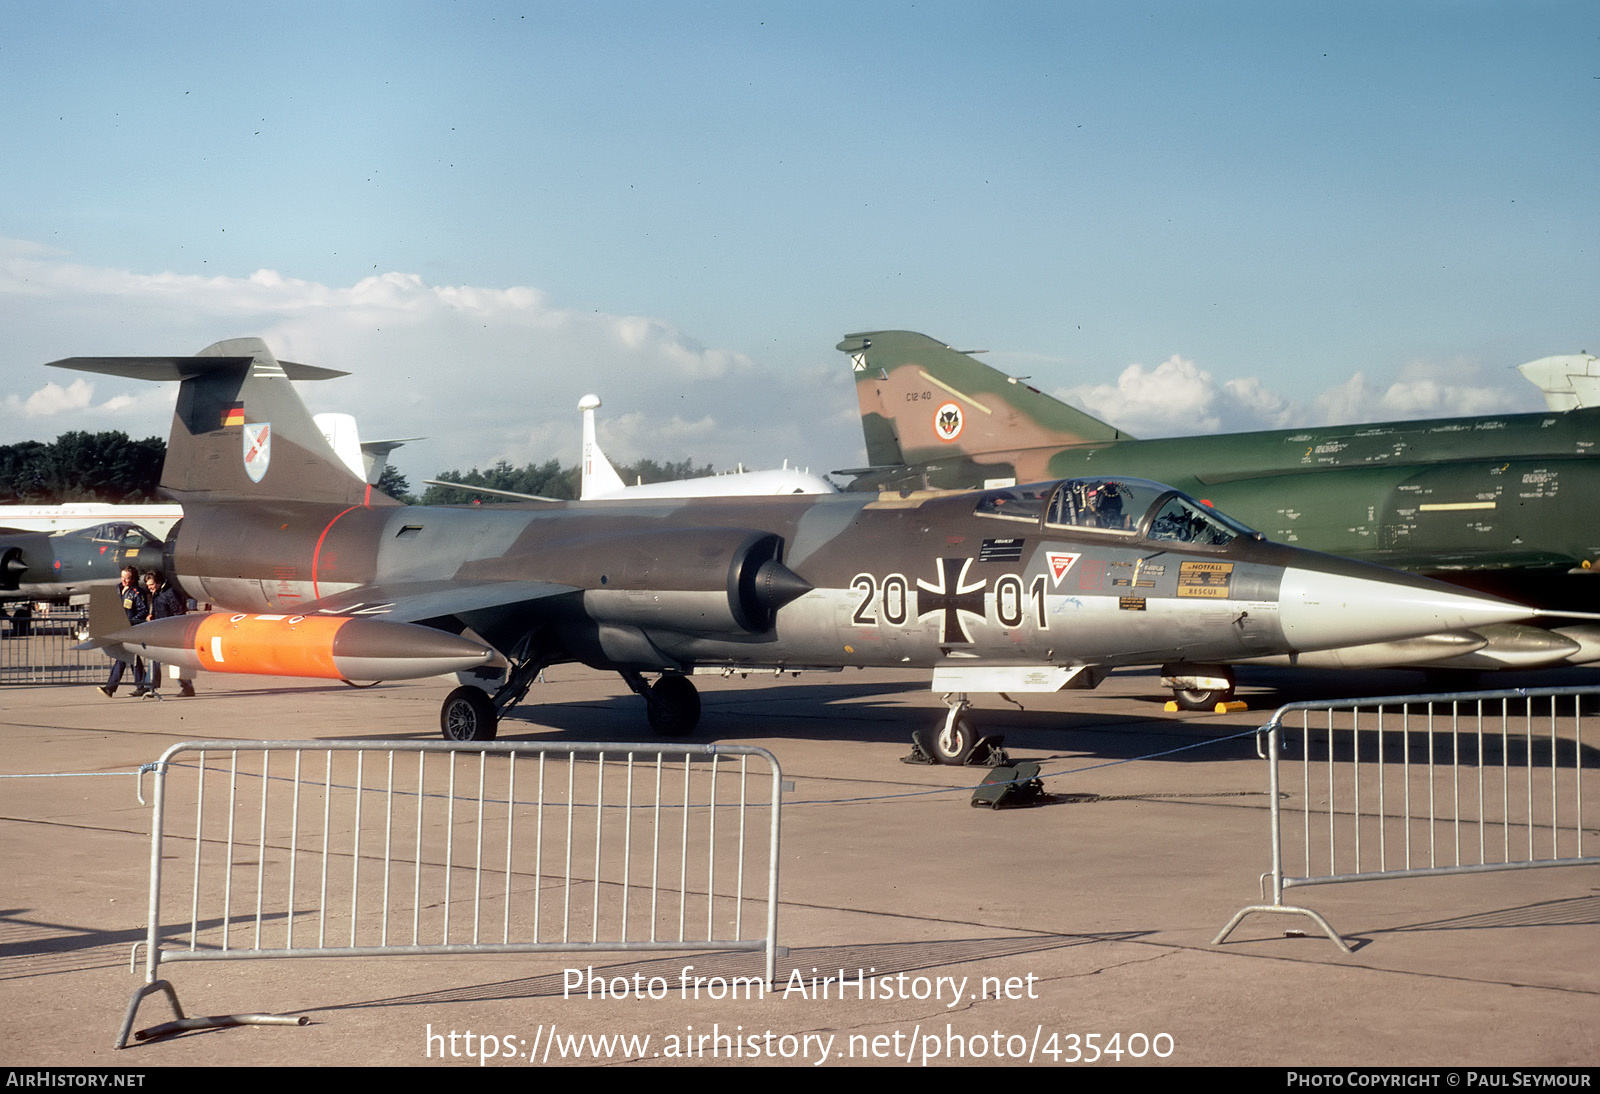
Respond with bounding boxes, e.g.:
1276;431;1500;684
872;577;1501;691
0;240;857;483
1220;375;1298;430
1061;355;1249;434
3;378;161;422
7;379;93;417
2;240;1540;489
1061;353;1538;438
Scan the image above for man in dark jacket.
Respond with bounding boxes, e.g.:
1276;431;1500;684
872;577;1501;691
98;567;148;697
142;570;195;698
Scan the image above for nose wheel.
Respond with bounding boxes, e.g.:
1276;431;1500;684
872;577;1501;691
930;697;978;765
907;693;1006;766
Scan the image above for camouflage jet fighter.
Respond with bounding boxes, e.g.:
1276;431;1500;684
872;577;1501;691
0;521;166;600
0;519;166;633
843;331;1600;704
55;339;1559;761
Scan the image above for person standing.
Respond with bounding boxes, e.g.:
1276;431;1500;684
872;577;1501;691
142;571;196;699
97;567;147;698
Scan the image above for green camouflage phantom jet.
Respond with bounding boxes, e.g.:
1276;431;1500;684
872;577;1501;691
843;331;1600;705
55;339;1561;761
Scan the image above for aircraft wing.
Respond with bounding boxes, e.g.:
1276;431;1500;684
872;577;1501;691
295;578;579;625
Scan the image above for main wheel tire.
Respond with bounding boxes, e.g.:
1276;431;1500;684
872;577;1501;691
930;713;977;765
647;674;701;736
1172;686;1233;711
441;685;498;741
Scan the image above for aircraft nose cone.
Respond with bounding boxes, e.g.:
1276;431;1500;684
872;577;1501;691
1278;565;1533;652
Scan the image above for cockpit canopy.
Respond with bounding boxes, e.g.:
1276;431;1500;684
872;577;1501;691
60;521;159;546
974;477;1259;548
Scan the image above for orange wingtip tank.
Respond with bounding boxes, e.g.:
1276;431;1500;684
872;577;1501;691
105;613;494;682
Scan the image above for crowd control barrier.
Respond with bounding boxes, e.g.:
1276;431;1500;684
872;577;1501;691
116;739;783;1047
1215;687;1598;952
0;608;103;683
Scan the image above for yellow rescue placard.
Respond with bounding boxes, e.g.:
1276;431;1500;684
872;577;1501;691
1177;560;1234;598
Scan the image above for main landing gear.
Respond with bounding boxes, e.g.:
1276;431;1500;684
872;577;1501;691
621;670;702;736
441;685;497;741
439;648;552;742
439;666;705;743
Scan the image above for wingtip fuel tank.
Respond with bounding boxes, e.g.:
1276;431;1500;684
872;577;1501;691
99;613;495;682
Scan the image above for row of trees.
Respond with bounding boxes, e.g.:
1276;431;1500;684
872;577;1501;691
0;432;167;503
0;431;714;507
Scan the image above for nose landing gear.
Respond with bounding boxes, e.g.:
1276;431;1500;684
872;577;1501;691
907;693;1008;766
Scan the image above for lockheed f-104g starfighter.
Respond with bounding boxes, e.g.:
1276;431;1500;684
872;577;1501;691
58;339;1558;763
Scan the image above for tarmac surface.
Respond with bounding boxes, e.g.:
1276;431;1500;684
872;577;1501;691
2;663;1596;1068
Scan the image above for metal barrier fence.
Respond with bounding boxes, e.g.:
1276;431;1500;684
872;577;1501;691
117;739;783;1048
0;608;103;684
1215;686;1599;952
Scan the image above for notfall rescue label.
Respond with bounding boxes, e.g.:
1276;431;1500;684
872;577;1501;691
1177;561;1234;598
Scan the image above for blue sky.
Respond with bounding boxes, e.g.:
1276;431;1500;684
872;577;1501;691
1;1;1595;484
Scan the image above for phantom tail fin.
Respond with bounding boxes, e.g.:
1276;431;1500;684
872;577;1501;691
49;338;394;507
840;331;1133;480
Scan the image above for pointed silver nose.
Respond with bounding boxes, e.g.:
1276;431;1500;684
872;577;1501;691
1278;567;1534;652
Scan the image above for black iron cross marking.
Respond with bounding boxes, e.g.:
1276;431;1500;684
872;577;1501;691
916;557;987;644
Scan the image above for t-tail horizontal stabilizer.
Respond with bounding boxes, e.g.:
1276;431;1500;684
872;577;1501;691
49;338;394;509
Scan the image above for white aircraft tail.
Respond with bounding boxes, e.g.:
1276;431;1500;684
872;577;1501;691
1517;353;1600;411
579;395;629;500
576;395;836;500
313;412;418;485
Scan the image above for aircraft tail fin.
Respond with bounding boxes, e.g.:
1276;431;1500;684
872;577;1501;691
311;411;420;485
839;331;1133;478
49;338;395;508
1516;353;1600;411
578;395;628;500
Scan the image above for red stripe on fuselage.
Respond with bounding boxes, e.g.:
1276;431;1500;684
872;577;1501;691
311;505;363;600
